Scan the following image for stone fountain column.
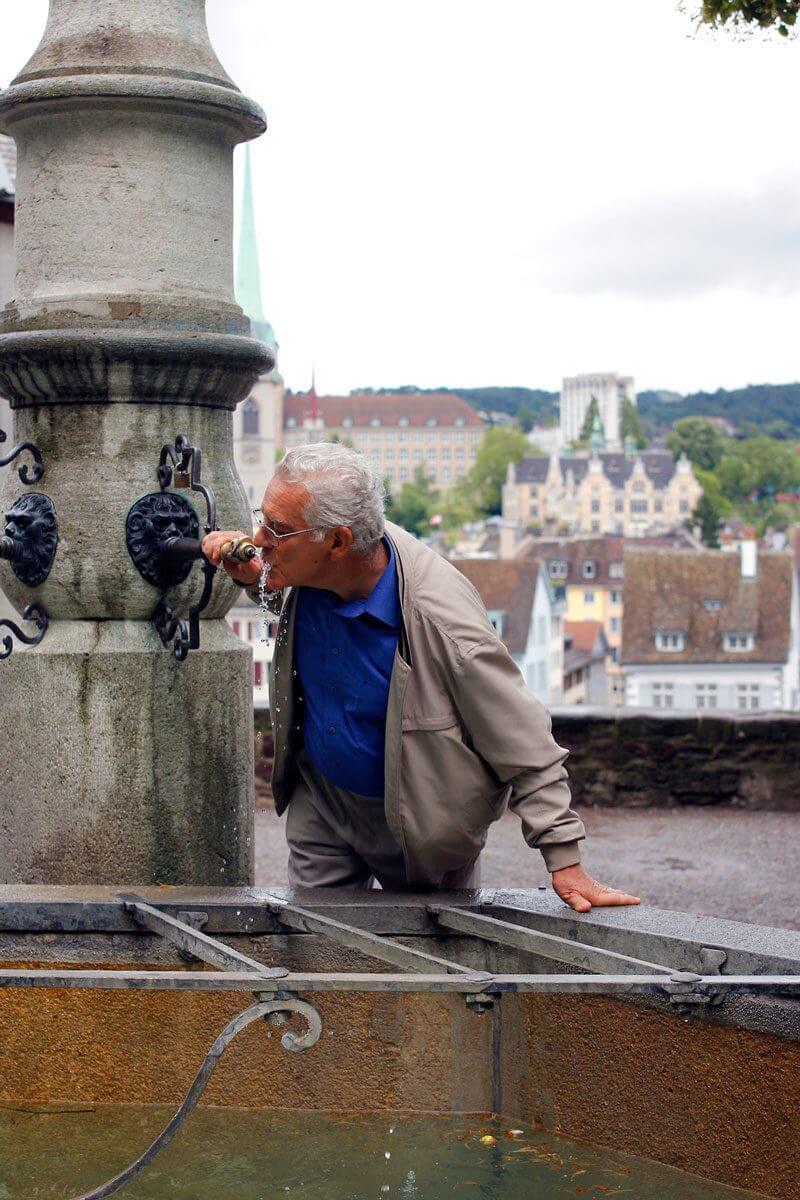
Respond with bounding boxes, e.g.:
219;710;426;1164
0;1;271;884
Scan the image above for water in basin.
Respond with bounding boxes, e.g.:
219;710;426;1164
0;1106;762;1199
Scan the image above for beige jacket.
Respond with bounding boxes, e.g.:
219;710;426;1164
266;521;585;887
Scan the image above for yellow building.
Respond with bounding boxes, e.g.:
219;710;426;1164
515;533;695;705
503;449;702;538
283;391;485;490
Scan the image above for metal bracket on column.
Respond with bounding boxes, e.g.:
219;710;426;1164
0;428;45;485
0;602;49;660
148;434;218;662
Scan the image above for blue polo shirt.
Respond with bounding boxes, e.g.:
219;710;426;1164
294;538;401;798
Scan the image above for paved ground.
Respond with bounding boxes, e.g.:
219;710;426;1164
256;806;800;930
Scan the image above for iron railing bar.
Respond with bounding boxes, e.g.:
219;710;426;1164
118;894;287;980
265;897;490;979
428;906;677;976
0;968;796;993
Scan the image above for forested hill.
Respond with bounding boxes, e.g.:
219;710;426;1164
638;383;800;438
356;383;800;438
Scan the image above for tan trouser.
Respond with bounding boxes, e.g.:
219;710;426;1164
286;748;481;890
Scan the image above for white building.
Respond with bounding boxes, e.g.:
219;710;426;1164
621;542;800;712
560;372;636;447
452;558;564;705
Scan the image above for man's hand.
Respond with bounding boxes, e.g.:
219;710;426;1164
551;863;640;913
201;530;262;587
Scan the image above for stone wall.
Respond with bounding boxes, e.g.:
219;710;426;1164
254;706;800;811
551;707;800;811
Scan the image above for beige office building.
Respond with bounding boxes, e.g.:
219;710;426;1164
283;392;485;490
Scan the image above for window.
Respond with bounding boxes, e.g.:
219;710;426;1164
232;621;241;637
398;416;409;427
342;416;353;427
487;610;505;635
610;617;619;633
737;683;761;711
652;682;674;709
286;416;297;428
611;590;621;604
654;498;663;513
426;416;437;427
695;682;718;710
632;481;645;493
609;561;624;578
370;416;381;427
455;416;465;427
723;633;754;652
242;398;259;436
591;499;600;513
630;499;648;514
549;560;567;579
400;467;409;481
614;497;624;513
254;661;264;688
427;447;436;459
679;499;689;513
655;632;684;651
530;502;538;516
584;590;595;604
703;599;722;613
582;561;596;579
591;520;600;532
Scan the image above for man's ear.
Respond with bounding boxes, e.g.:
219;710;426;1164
329;525;354;556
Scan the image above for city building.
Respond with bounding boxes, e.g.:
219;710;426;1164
559;372;635;446
451;558;564;705
283;391;485;490
514;532;696;705
501;448;702;542
621;543;800;712
232;145;284;508
563;620;609;705
227;146;283;699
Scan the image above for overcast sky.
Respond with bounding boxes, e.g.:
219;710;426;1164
2;2;799;396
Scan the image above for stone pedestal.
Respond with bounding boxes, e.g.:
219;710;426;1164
0;0;272;883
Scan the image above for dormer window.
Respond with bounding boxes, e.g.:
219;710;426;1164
703;598;722;613
723;632;754;652
398;416;409;427
582;560;596;579
455;416;465;427
548;559;567;579
426;416;437;427
370;416;381;427
342;416;353;427
286;416;297;428
609;560;623;578
655;631;684;652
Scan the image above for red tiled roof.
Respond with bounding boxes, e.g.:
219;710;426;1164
564;619;604;655
451;559;540;655
284;391;484;429
620;547;793;665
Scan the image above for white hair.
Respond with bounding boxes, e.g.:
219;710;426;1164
275;442;386;553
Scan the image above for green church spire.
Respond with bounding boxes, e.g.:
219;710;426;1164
236;144;277;353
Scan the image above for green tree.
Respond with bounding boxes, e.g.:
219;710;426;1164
462;427;529;516
716;435;800;503
516;404;535;434
692;494;723;548
579;396;601;444
697;0;799;36
385;467;438;537
620;396;647;449
667;417;726;471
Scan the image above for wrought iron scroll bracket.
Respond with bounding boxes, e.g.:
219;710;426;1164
0;427;45;485
0;602;49;661
152;434;218;662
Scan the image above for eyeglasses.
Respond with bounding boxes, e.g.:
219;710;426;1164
252;509;325;548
